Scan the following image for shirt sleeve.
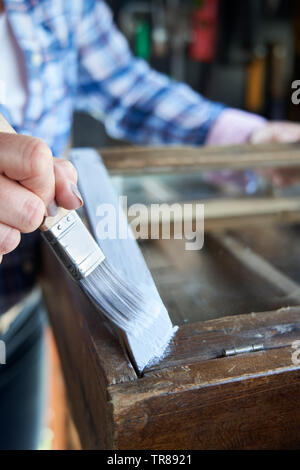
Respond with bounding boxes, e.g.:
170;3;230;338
75;0;225;145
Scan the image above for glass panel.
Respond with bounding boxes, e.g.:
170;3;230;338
110;168;300;325
111;168;278;205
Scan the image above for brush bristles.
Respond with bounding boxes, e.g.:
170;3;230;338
80;260;163;336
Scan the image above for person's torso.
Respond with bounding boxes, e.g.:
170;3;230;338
0;10;27;126
0;0;81;156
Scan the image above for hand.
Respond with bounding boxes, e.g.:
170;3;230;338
250;121;300;186
0;132;82;263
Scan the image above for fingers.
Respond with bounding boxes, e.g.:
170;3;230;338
0;174;45;233
0;134;83;263
53;159;83;210
0;134;82;212
0;133;55;206
0;223;21;257
251;122;300;187
250;122;300;144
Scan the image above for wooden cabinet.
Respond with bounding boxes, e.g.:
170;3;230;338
41;144;300;449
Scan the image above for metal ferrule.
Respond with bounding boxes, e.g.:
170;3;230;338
42;210;105;280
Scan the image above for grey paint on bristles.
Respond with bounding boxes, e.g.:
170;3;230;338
71;148;177;372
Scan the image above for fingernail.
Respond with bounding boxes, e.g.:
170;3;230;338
46;200;58;217
71;184;83;207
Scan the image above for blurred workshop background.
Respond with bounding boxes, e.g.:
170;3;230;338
73;0;300;148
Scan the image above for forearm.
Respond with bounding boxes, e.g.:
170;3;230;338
76;0;225;145
104;65;226;146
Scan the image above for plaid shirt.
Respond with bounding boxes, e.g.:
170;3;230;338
0;0;224;314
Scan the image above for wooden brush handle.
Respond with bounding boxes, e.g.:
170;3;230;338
0;112;17;134
0;112;71;231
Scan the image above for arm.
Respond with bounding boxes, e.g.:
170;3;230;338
76;1;300;184
75;0;224;145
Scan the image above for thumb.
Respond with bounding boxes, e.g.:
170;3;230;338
53;159;83;211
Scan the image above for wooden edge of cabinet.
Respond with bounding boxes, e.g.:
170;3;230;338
40;240;300;449
109;345;300;449
144;306;300;373
100;142;300;174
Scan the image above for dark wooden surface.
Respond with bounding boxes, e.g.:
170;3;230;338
41;224;300;449
111;346;300;449
145;306;300;372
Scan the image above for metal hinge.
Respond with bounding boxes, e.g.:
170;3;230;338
222;343;265;357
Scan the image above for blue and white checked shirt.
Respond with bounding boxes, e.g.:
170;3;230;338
0;0;224;314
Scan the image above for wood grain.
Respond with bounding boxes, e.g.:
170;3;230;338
110;346;300;449
100;142;300;174
145;306;300;372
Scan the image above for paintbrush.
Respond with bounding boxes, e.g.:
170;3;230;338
0;113;176;372
41;207;164;336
